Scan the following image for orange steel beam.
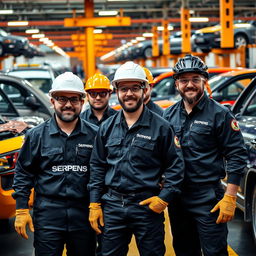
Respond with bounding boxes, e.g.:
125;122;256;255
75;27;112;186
64;16;131;27
220;0;234;48
152;26;159;57
181;8;191;53
162;20;170;56
71;34;113;40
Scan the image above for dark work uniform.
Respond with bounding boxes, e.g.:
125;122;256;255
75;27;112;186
163;94;248;256
13;116;98;256
81;105;116;256
88;106;184;256
146;99;164;116
80;106;117;126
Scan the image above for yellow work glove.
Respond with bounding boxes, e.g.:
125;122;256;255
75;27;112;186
139;196;168;214
210;194;237;224
14;209;34;239
89;203;104;234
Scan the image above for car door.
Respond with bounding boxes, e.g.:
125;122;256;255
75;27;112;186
0;88;19;118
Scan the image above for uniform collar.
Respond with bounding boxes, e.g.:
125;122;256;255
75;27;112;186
116;105;151;128
49;115;87;135
89;106;112;119
181;93;207;112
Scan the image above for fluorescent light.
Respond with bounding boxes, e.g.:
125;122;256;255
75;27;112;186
26;29;40;34
235;23;251;28
94;29;103;34
32;34;45;38
0;10;13;14
107;0;127;2
39;37;49;42
8;21;29;26
142;33;153;37
98;10;118;16
131;39;137;44
157;25;174;31
189;17;209;22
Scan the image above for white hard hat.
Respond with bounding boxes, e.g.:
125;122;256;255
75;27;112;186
49;72;85;97
111;61;148;88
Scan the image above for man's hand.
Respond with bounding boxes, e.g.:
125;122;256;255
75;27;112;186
89;203;104;234
15;209;34;239
210;194;237;224
140;196;168;214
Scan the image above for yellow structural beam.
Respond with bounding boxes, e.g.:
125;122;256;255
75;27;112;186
65;17;131;27
73;40;108;46
181;8;191;53
220;0;234;48
162;20;170;56
71;34;113;40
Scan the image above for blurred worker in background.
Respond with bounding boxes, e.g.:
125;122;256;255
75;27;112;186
143;67;164;116
163;54;248;256
81;73;117;126
88;61;184;256
12;72;97;256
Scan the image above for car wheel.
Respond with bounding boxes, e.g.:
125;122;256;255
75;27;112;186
252;185;256;244
234;34;248;48
0;44;4;56
143;47;152;58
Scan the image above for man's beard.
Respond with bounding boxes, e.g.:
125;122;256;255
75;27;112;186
118;95;144;113
180;87;204;105
55;106;79;122
90;101;108;111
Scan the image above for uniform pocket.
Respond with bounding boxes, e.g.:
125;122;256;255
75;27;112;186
41;147;64;166
76;148;92;165
106;138;122;159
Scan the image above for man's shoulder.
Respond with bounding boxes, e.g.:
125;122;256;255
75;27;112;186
27;119;50;136
80;118;98;133
163;101;180;118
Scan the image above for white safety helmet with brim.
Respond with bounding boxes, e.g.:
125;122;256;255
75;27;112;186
49;72;85;97
111;61;148;89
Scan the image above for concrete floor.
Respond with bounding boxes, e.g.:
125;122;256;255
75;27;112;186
0;209;255;256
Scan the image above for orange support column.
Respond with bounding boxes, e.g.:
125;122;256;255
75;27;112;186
152;26;159;67
220;0;234;48
180;8;191;53
161;20;170;67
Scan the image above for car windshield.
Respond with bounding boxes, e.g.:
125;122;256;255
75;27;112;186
208;75;230;90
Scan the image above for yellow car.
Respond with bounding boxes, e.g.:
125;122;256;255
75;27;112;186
0;120;34;220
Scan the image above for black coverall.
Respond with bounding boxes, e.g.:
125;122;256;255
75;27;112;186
146;99;164;116
163;94;248;256
80;106;117;126
13;117;98;256
88;106;184;256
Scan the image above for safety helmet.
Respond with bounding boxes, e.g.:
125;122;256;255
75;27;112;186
143;67;154;85
173;54;209;79
111;61;148;88
49;72;85;97
85;73;113;91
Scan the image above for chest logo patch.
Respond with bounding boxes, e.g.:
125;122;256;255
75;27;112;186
231;119;240;131
174;136;181;148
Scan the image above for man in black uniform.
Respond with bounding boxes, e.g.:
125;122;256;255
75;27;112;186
12;72;97;256
143;67;163;116
163;54;248;256
88;61;184;256
80;73;117;126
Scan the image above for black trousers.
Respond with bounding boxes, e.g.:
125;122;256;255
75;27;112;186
168;184;228;256
33;196;96;256
101;189;165;256
34;228;96;256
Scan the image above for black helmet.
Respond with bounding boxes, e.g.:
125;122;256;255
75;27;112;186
173;54;208;79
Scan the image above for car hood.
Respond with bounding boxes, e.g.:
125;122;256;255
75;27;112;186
238;116;256;137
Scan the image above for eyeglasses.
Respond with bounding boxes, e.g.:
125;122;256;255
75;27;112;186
178;77;205;86
53;96;82;105
87;91;109;98
118;86;142;94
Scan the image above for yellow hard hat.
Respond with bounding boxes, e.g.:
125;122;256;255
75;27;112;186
143;67;154;85
85;73;113;91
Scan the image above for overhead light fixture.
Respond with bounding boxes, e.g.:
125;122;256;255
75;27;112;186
39;37;49;42
136;37;145;41
26;29;39;34
107;0;127;2
189;17;209;22
8;21;29;26
131;39;137;44
142;33;153;37
98;10;118;16
0;10;13;14
32;33;45;38
157;25;174;31
94;29;103;34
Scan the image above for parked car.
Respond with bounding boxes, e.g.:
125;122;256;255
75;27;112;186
0;74;53;120
226;77;256;243
193;20;256;53
0;28;29;57
23;43;45;58
0;117;41;220
151;68;253;106
6;65;56;95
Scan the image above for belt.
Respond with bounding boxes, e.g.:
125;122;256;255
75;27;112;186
107;188;158;200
